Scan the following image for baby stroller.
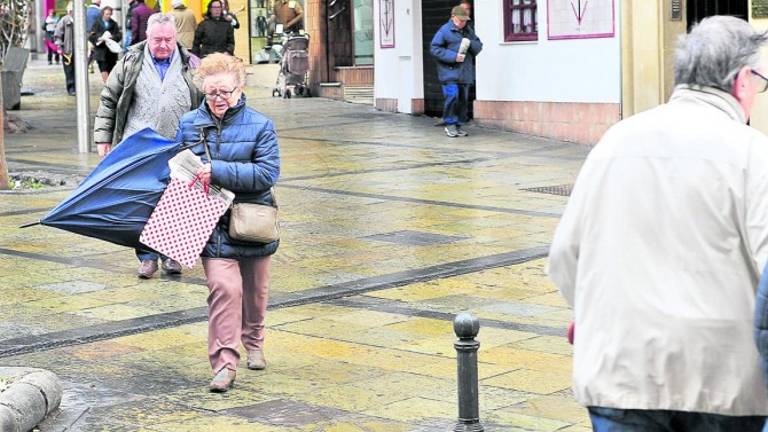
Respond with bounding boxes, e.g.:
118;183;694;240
272;32;310;98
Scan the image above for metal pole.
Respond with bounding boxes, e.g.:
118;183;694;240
73;0;91;153
454;312;483;432
33;0;45;57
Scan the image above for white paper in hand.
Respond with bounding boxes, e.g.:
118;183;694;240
459;38;471;55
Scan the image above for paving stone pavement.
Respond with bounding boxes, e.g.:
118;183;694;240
0;59;593;431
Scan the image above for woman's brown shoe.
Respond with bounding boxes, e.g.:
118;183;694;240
209;368;236;392
247;349;267;370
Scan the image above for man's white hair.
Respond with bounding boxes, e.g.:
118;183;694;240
146;13;177;37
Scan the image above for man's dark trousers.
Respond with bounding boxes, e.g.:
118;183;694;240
63;51;75;94
588;407;766;432
442;83;469;126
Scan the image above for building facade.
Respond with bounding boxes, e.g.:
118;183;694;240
363;0;768;144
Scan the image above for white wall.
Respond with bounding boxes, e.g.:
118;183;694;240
474;0;621;104
374;0;424;113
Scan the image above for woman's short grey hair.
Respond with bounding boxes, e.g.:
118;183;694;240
146;13;176;37
675;16;768;92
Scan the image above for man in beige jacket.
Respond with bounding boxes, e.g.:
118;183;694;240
170;0;196;49
549;16;768;431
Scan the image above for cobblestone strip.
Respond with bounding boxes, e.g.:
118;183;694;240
0;246;550;358
281;157;493;182
279;184;562;218
327;296;564;337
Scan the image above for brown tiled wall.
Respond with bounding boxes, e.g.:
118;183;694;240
375;98;398;112
474;101;621;145
319;86;344;100
411;99;424;114
306;0;327;92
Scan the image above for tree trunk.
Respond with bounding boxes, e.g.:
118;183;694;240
0;72;8;190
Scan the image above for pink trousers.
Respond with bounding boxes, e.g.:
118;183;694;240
202;256;271;373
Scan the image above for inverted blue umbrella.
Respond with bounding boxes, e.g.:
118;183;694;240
24;128;181;250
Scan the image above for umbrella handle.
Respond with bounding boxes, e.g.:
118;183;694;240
189;174;210;195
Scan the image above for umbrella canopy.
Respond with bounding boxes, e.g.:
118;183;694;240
40;128;179;250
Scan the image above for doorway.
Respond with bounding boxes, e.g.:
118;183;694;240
421;0;476;120
686;0;748;30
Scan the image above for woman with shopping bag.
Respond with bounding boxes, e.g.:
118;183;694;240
88;6;122;83
175;52;280;393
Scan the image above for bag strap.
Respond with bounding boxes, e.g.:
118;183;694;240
200;128;213;163
199;127;278;209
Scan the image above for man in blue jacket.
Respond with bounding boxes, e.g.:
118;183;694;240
430;5;482;138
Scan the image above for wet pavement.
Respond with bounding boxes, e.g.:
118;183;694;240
0;59;591;431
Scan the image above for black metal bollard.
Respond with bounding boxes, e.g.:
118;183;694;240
454;312;484;432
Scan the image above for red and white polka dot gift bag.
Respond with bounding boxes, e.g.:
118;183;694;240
140;176;232;268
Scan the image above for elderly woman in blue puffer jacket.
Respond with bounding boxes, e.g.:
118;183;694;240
175;52;280;393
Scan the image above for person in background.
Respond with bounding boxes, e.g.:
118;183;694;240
130;0;153;45
192;0;235;58
85;0;101;73
43;10;60;65
54;2;76;96
430;5;482;138
221;0;241;30
176;53;279;393
123;0;138;48
89;6;122;83
550;16;768;431
170;0;197;50
93;13;202;278
273;0;303;33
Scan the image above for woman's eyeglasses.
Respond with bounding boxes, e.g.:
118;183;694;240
205;88;238;100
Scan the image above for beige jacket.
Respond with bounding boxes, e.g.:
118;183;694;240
549;85;768;415
171;6;197;49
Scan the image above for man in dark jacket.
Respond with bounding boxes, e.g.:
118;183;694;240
192;0;235;57
430;5;482;138
131;0;153;45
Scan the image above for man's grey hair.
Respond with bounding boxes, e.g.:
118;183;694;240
146;13;177;36
675;16;768;92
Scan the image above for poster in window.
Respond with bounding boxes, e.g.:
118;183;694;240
547;0;615;40
379;0;395;48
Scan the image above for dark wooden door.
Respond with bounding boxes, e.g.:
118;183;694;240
687;0;748;29
422;0;455;118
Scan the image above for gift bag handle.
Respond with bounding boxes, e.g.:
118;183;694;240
189;173;210;195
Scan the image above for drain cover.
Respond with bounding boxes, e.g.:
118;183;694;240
521;184;573;196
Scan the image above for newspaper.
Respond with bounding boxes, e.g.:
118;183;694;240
168;149;235;204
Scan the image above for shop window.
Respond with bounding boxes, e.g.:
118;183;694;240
352;0;374;65
504;0;537;42
249;0;273;61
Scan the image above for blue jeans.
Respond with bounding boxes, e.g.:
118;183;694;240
442;83;469;126
589;407;765;432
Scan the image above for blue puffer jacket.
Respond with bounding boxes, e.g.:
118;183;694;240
430;20;483;84
175;96;281;258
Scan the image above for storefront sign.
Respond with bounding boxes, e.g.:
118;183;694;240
379;0;395;48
